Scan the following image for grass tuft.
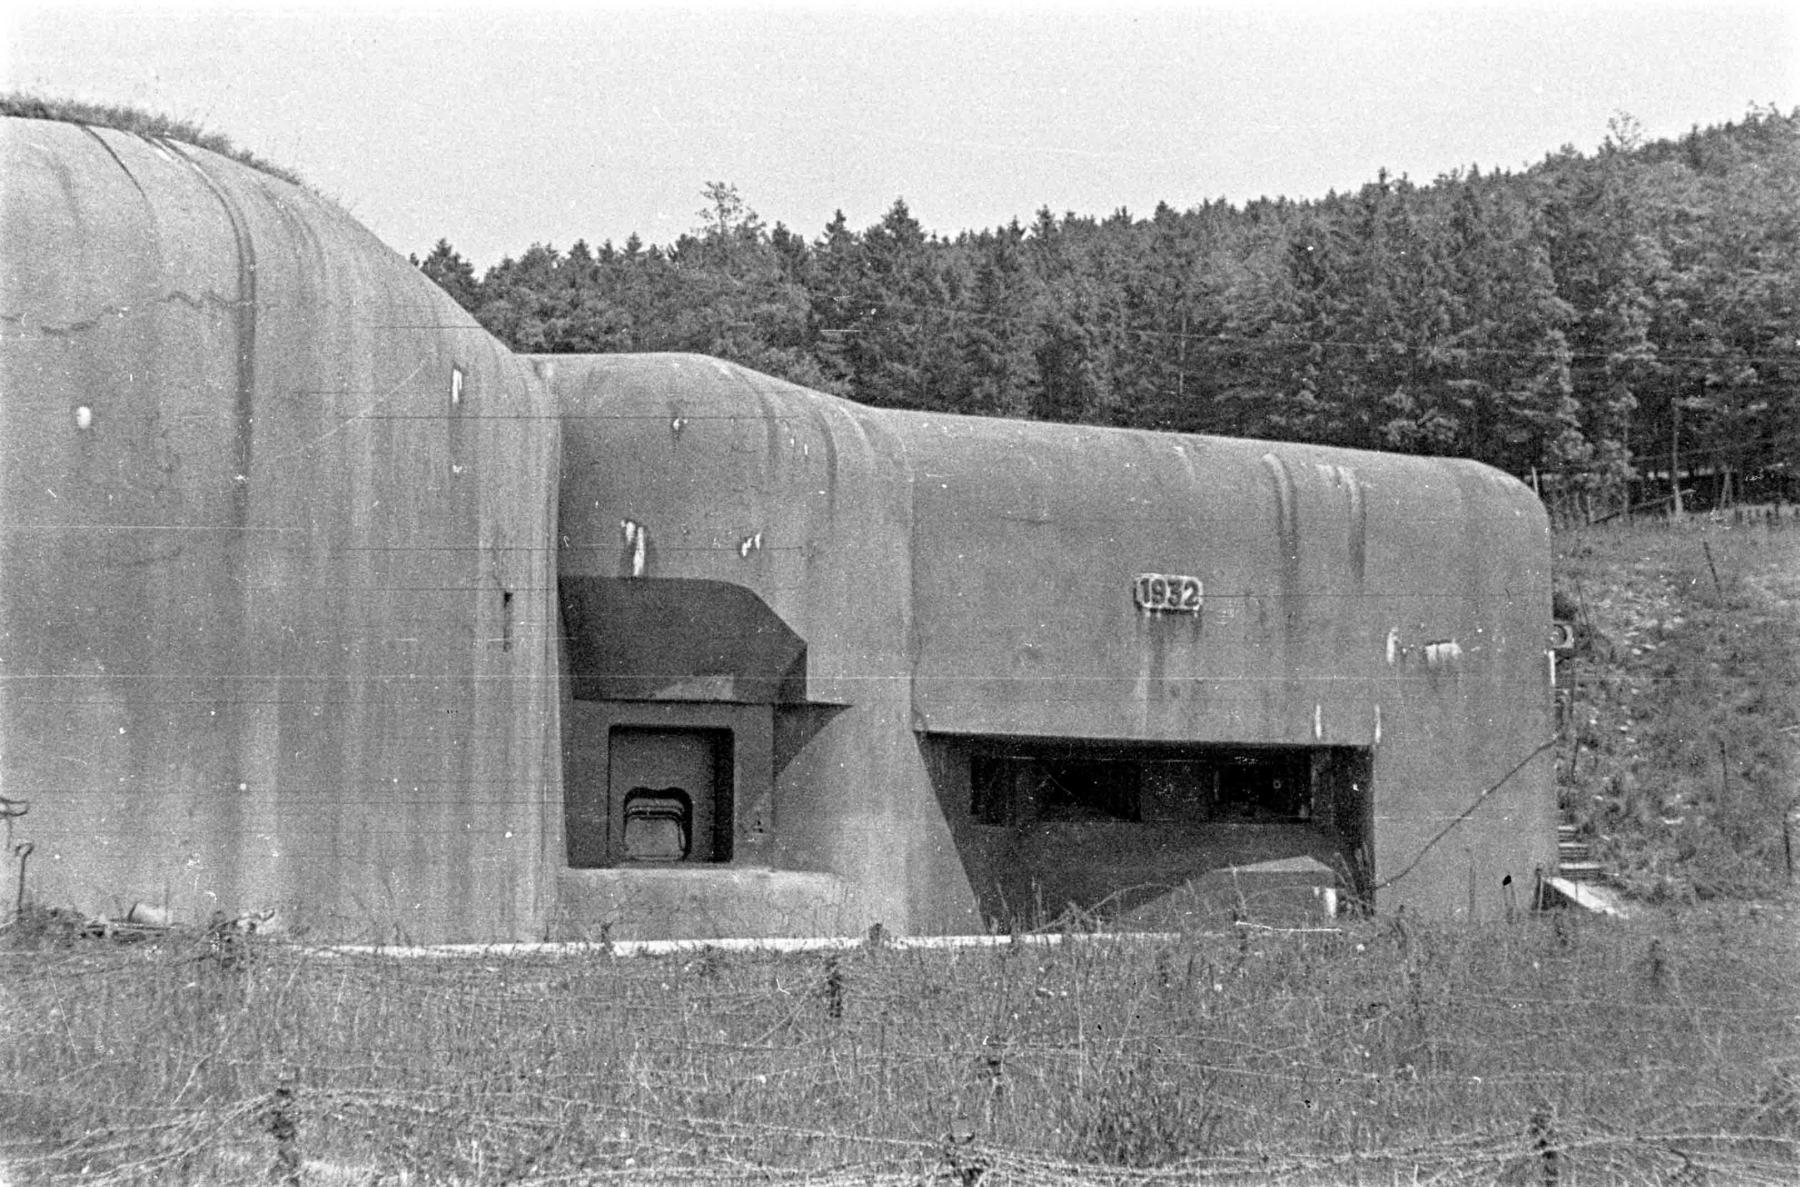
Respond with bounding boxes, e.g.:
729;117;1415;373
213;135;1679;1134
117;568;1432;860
1;92;305;187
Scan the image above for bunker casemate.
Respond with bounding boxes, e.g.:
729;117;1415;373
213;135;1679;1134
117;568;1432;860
0;115;1557;944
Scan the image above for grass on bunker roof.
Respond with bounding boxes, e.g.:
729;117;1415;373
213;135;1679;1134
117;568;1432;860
1;93;305;187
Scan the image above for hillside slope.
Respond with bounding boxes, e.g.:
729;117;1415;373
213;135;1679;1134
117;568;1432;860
1555;519;1800;901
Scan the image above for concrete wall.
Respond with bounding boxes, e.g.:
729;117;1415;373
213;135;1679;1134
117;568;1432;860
547;354;971;938
890;413;1556;918
1;117;561;942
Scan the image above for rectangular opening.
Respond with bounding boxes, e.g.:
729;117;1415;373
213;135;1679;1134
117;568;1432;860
938;737;1374;924
970;742;1316;827
566;725;734;867
609;726;733;864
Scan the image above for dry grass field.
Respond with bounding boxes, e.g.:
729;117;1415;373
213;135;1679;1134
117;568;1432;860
3;518;1797;1186
2;908;1795;1185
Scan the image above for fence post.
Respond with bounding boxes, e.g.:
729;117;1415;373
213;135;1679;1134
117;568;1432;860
823;955;845;1021
268;1065;300;1186
1529;1105;1560;1185
11;841;33;924
1785;806;1795;882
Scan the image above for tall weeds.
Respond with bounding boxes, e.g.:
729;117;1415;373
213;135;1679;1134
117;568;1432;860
3;907;1794;1184
4;519;1795;1183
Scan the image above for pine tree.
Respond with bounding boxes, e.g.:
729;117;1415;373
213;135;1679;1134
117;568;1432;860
1437;171;1583;476
956;220;1042;418
417;239;480;312
1538;135;1667;512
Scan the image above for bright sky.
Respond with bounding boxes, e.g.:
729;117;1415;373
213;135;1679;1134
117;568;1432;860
5;4;1796;269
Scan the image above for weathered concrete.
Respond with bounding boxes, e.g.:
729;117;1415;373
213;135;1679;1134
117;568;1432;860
2;114;1554;943
545;353;1555;934
1;118;560;942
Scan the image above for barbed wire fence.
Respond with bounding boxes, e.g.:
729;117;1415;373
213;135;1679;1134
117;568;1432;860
3;907;1795;1186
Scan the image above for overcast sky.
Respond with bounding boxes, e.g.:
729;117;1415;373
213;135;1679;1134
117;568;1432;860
5;3;1796;269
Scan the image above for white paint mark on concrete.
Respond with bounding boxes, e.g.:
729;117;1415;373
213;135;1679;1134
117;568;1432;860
621;519;648;577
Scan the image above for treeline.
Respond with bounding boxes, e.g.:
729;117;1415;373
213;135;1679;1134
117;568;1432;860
419;108;1799;514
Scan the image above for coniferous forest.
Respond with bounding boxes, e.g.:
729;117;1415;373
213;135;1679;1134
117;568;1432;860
418;108;1799;520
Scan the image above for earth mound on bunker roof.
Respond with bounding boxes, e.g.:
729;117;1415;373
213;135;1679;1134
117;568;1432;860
1;93;305;188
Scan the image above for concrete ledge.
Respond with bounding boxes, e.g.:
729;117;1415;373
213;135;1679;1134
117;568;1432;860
552;867;853;941
323;930;1190;959
1542;875;1630;918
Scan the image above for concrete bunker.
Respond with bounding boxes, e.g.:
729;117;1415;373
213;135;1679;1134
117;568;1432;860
542;353;1556;939
2;115;1556;943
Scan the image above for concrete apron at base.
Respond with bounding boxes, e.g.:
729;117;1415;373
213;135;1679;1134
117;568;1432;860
552;868;853;941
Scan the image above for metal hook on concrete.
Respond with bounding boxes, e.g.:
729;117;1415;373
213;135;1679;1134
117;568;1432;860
13;840;35;921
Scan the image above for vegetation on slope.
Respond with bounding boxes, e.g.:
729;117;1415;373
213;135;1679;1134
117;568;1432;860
1555;520;1800;901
